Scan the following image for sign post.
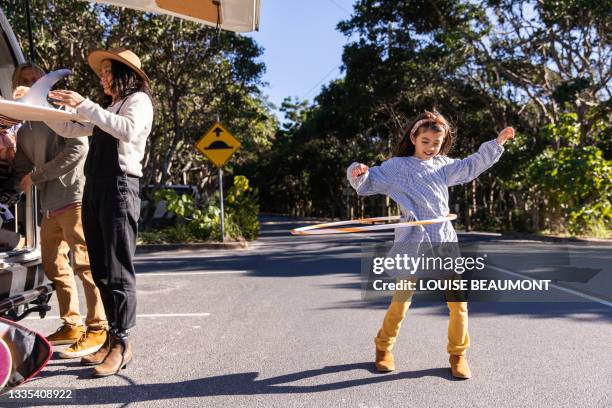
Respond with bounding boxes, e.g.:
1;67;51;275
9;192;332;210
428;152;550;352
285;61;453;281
218;167;224;241
195;122;240;242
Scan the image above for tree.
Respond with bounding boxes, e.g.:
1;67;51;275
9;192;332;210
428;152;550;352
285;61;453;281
4;0;106;98
252;0;610;236
99;9;277;190
5;1;277;230
471;0;611;147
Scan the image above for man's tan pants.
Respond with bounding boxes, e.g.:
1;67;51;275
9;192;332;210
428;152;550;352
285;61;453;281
40;204;107;329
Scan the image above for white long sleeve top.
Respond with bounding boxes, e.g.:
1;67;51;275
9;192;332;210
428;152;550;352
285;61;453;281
347;140;504;243
45;92;153;177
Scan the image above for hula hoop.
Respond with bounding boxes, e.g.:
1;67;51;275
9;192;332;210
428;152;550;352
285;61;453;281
290;214;457;235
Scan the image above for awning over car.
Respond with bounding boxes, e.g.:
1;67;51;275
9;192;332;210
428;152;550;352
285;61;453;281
84;0;261;32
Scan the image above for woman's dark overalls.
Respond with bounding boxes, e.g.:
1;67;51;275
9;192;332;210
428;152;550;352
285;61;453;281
82;105;140;335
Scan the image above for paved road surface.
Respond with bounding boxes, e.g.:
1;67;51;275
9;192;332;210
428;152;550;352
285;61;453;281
12;215;612;407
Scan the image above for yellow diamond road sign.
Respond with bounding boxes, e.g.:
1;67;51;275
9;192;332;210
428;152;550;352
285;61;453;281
195;122;240;168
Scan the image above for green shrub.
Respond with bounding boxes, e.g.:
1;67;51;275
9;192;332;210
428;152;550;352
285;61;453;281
150;175;260;242
224;175;260;240
526;145;611;236
138;224;198;244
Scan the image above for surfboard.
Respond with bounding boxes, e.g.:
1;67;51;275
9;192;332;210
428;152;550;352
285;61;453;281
0;69;86;123
0;100;81;122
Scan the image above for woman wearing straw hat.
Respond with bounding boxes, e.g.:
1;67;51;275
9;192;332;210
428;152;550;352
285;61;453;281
46;48;154;377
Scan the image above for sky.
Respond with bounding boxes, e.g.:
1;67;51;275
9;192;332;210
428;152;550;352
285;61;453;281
246;0;357;113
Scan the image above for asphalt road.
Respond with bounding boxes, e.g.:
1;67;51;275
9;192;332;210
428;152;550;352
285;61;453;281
11;215;612;408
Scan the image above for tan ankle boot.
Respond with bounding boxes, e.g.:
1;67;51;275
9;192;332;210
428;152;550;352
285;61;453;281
81;331;111;366
375;349;395;372
60;329;107;359
93;335;132;377
46;324;85;346
449;355;472;379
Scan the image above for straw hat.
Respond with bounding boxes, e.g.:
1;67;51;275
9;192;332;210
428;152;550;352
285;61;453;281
87;48;150;83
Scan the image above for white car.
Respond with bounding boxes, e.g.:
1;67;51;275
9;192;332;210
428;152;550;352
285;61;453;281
0;7;52;321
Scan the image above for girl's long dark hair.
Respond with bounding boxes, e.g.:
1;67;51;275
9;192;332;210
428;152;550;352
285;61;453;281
394;111;455;157
104;60;155;107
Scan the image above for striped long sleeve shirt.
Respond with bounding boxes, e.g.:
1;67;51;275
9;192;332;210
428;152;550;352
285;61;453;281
347;139;504;243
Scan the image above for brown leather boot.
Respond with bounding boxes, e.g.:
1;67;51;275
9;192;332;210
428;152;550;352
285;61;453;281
375;348;395;372
449;355;472;379
92;335;132;377
81;331;111;366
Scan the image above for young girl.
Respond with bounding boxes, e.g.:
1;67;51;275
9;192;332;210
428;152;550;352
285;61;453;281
347;111;514;379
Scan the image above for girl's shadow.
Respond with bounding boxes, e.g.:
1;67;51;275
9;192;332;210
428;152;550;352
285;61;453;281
264;362;454;387
26;361;455;405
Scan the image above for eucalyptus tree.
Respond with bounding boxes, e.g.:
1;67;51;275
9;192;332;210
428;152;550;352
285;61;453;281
5;1;278;229
4;0;105;97
254;0;610;235
100;8;276;190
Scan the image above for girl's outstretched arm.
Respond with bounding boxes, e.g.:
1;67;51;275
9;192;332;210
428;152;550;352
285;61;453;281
442;127;514;186
347;159;396;196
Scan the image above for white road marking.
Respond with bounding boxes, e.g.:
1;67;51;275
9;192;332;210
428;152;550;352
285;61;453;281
488;264;612;308
25;313;211;320
134;313;211;318
136;270;248;276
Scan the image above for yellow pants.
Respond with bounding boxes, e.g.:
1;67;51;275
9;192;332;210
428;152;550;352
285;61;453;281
40;204;107;329
374;289;469;356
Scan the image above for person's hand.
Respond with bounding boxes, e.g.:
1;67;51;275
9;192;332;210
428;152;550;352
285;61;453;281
12;86;30;99
48;90;85;108
496;127;515;145
20;174;33;192
351;163;369;178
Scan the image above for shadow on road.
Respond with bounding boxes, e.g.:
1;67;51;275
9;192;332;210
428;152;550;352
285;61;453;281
134;215;612;321
27;363;456;405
